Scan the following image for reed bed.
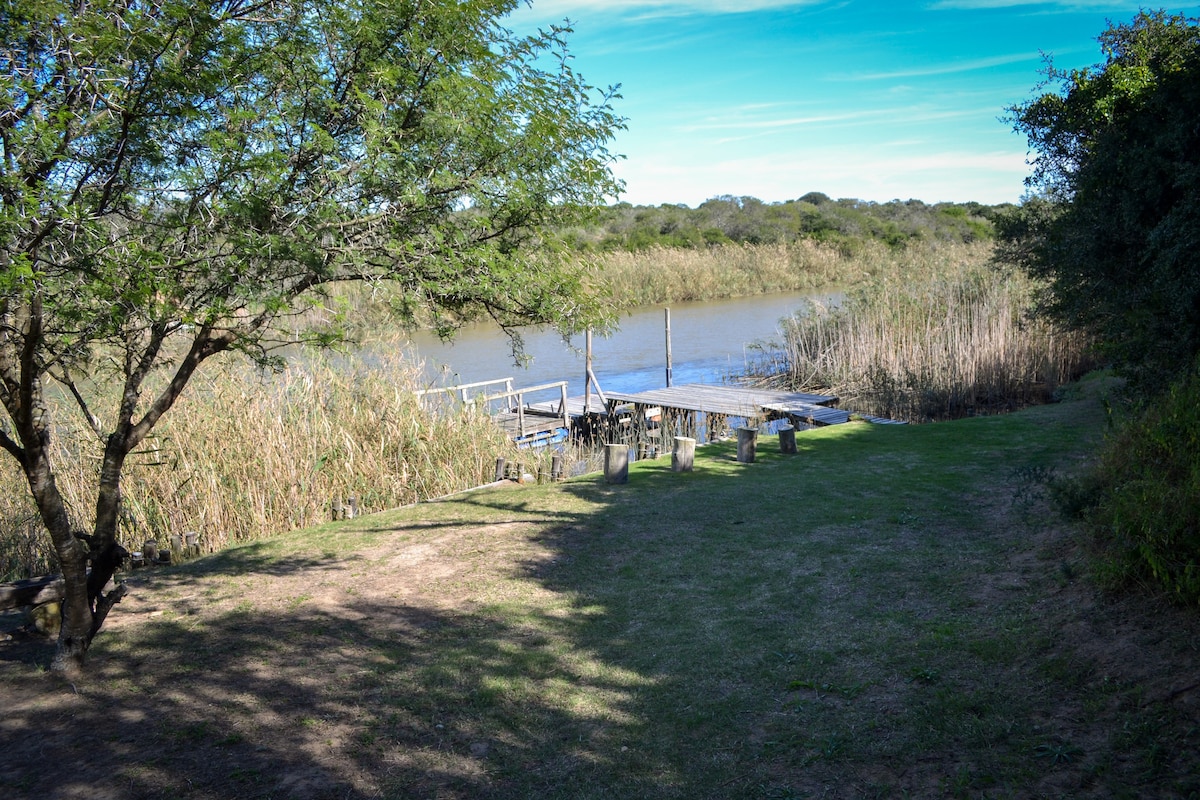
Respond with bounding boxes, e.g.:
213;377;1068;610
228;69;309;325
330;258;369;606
746;242;1096;421
591;240;852;306
0;342;538;580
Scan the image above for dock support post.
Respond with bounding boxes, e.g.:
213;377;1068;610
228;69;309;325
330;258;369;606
604;443;629;484
665;308;673;388
736;427;758;464
779;424;797;454
672;436;696;472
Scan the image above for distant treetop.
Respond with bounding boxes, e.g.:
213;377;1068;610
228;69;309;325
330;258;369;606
558;194;1007;253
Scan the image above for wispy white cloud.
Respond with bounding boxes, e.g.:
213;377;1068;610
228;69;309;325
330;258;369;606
681;104;997;136
684;109;890;133
846;52;1042;80
514;0;829;22
928;0;1135;9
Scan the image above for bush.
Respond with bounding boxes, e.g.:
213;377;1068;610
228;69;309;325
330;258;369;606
1079;368;1200;603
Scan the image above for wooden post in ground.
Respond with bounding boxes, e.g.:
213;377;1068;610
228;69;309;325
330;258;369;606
604;443;629;484
551;454;564;481
736;427;758;463
779;424;797;454
143;539;158;564
495;457;507;482
672;436;696;472
332;497;343;521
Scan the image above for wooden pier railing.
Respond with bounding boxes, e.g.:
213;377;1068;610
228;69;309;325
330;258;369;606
417;378;571;442
415;377;514;406
481;381;570;440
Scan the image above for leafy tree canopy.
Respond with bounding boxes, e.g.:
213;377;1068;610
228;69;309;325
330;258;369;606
0;0;623;670
996;11;1200;394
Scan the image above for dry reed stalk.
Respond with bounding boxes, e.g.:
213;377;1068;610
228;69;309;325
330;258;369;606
0;340;536;578
770;243;1095;421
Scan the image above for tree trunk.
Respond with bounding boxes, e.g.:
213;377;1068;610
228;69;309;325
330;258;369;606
22;448;94;673
21;438;130;673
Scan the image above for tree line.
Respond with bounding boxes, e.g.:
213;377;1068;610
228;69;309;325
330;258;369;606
560;194;1005;253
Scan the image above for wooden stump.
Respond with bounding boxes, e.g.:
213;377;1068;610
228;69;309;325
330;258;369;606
604;443;629;484
736;427;758;464
551;454;564;481
672;436;696;473
779;424;797;454
495;457;507;482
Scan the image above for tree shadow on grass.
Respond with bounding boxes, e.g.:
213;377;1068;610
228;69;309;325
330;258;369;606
0;594;661;800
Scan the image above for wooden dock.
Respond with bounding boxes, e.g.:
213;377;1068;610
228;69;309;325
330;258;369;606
606;384;844;424
598;383;849;445
422;378;903;448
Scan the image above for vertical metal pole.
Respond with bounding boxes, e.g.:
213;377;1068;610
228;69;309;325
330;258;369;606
585;329;593;414
664;308;673;388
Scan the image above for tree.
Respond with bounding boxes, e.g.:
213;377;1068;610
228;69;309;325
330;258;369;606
0;0;623;672
996;11;1200;394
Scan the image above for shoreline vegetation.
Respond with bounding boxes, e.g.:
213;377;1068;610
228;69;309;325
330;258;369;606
0;200;1090;581
741;243;1095;422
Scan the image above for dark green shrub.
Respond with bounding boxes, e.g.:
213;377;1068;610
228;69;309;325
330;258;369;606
1082;369;1200;603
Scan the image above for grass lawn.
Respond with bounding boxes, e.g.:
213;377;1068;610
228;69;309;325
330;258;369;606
1;374;1197;799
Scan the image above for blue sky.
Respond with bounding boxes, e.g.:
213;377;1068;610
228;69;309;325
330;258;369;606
507;1;1198;206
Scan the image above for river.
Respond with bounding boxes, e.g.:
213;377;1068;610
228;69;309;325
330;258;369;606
402;290;840;398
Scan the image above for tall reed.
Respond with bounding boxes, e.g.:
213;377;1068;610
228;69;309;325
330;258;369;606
0;340;534;580
747;242;1095;421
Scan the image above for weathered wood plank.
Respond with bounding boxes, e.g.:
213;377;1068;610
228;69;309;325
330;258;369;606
0;575;64;612
606;383;840;422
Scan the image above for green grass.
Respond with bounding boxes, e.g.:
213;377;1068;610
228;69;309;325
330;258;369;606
2;373;1197;799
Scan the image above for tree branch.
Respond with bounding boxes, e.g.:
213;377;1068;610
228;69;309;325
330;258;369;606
0;429;27;469
49;367;104;441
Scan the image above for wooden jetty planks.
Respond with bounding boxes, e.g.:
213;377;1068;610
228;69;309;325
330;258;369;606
469;379;901;444
527;396;607;418
761;402;851;426
605;383;840;422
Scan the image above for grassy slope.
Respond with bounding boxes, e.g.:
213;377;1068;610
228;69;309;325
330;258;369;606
1;375;1197;799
